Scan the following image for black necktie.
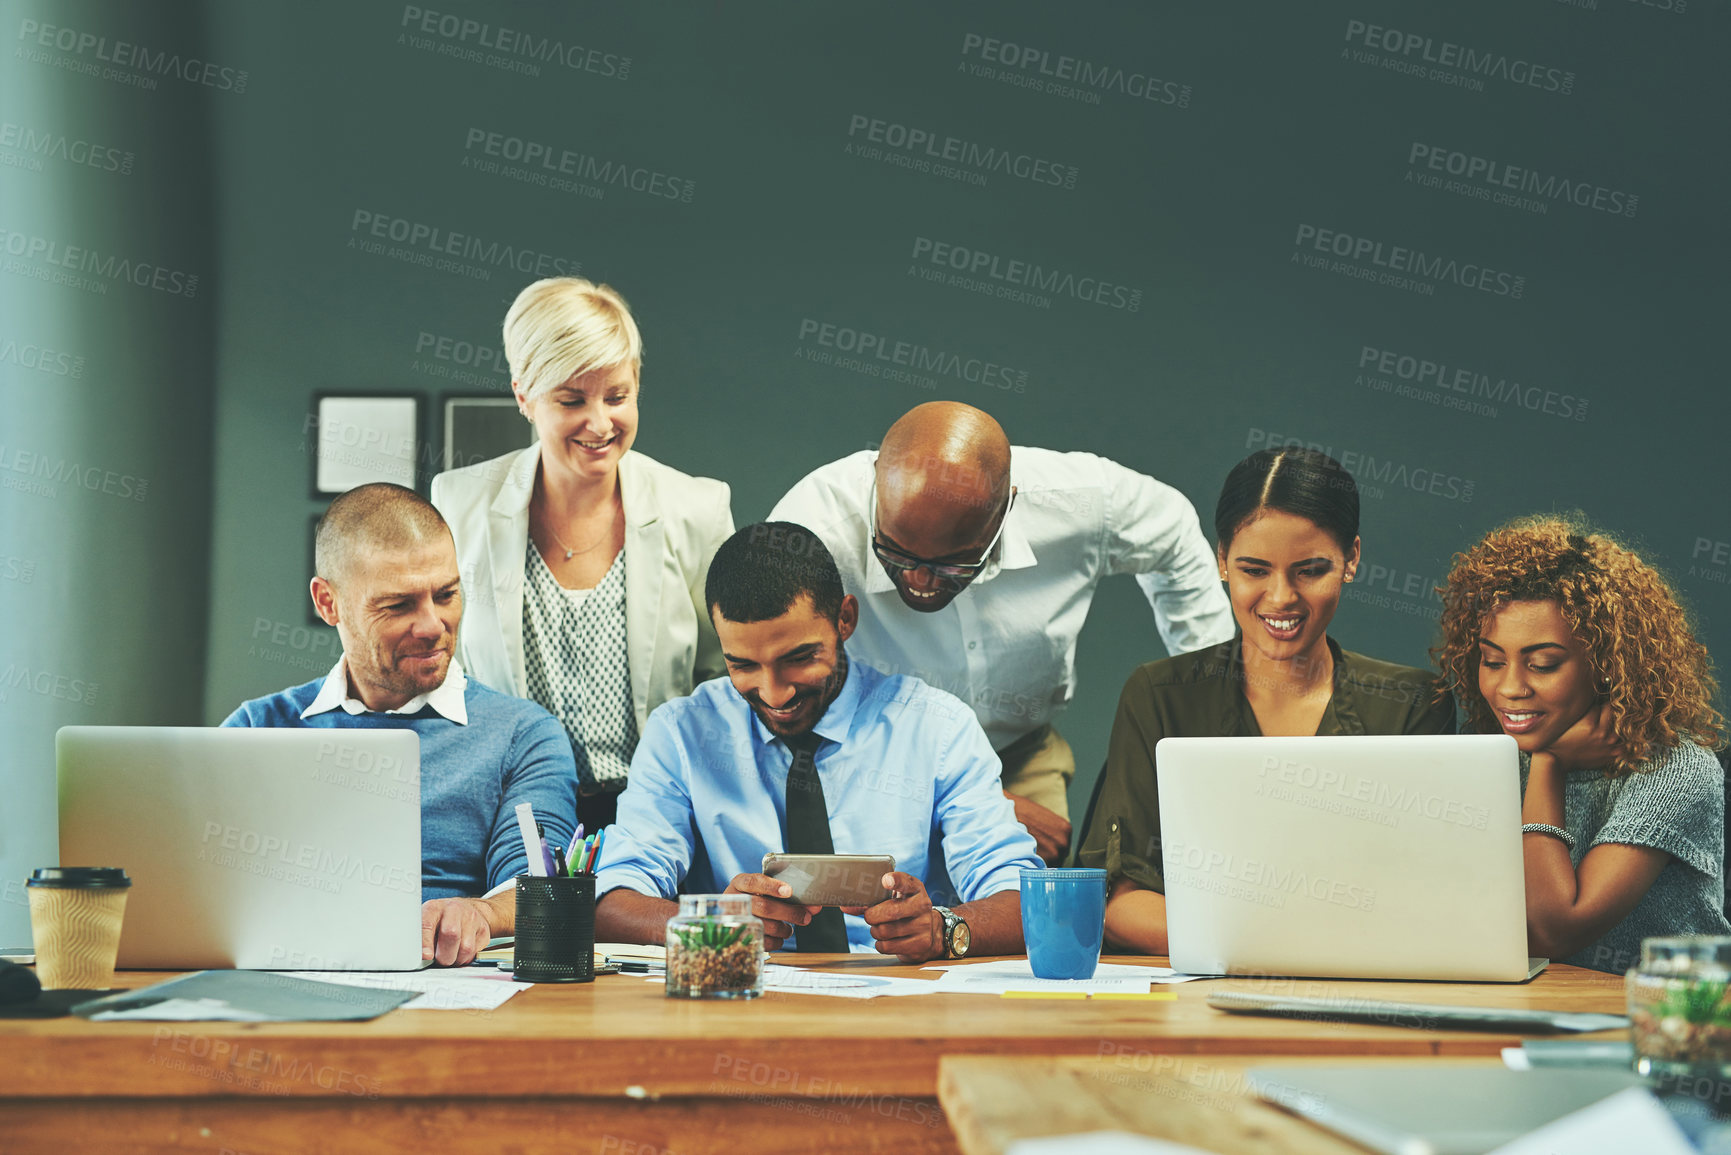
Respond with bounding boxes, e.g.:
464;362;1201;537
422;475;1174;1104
784;730;850;952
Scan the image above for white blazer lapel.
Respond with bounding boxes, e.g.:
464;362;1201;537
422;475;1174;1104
487;444;539;696
620;453;665;732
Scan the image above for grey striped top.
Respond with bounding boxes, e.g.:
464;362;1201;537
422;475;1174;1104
1522;741;1729;974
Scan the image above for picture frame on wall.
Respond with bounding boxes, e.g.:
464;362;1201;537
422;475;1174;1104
309;393;424;497
443;395;530;474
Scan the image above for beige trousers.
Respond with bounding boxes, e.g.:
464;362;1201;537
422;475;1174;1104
996;724;1076;819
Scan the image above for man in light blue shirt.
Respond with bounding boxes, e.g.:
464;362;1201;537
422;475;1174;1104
596;522;1041;962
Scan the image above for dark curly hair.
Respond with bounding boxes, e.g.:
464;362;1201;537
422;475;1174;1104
1432;514;1723;775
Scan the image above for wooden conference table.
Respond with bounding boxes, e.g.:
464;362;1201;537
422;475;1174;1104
2;955;1626;1155
937;1053;1534;1155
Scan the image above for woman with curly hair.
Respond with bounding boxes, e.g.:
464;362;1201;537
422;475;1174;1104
1080;447;1455;954
1434;516;1728;973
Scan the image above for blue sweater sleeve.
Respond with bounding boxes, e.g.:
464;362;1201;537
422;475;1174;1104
486;707;579;889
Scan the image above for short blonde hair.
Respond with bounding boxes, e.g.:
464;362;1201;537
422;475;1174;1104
502;277;642;401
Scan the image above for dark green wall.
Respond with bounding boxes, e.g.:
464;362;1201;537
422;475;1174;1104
199;2;1729;797
4;1;1726;942
0;0;217;942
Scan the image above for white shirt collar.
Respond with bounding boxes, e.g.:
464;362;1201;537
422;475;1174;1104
300;656;469;724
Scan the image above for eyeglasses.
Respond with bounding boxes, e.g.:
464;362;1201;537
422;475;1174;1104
869;480;1015;582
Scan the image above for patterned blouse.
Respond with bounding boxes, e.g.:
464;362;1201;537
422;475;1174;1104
522;543;638;790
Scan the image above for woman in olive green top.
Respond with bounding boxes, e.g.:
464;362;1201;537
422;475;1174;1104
1077;447;1454;954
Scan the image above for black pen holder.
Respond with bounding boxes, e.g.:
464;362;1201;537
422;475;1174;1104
513;874;596;983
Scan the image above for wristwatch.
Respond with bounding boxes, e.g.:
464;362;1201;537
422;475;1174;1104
934;906;971;959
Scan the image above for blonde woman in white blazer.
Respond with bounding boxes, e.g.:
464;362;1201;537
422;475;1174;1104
431;278;733;828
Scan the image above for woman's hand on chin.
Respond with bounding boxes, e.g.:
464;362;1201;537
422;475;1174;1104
1541;703;1622;773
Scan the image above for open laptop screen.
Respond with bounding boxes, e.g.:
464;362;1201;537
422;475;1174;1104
57;726;422;971
1157;734;1530;982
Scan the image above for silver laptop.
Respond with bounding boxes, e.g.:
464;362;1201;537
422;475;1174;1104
1158;735;1544;982
1246;1066;1641;1155
57;727;424;970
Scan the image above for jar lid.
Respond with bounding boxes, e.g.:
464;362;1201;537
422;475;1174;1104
26;866;131;889
676;893;753;916
1640;934;1731;973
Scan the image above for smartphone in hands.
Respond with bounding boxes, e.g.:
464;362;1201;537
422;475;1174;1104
762;853;896;907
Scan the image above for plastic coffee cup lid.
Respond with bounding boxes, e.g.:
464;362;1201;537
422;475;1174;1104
27;866;131;889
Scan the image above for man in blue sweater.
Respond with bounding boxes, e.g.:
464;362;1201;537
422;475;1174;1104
224;483;577;966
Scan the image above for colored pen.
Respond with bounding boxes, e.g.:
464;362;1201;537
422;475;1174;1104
565;823;585;863
515;803;546;876
586;827;606;873
536;823;556;878
553;846;568;877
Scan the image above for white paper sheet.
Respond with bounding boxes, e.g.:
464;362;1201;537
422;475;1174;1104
1007;1132;1221;1155
271;969;529;1011
928;968;1153;995
764;965;942;999
1487;1087;1693;1155
596;942;666;961
924;960;1204;984
650;961;1179;998
647;964;943;999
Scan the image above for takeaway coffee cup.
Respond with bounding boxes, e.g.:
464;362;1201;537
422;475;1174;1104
26;867;132;989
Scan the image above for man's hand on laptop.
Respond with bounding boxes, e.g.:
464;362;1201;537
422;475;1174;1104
421;895;507;966
842;872;941;964
724;873;822;952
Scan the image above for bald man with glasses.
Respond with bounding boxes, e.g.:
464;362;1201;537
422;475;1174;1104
770;403;1233;864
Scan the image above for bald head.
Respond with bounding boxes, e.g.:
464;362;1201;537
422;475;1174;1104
315;483;452;588
876;402;1011;516
871;403;1013;613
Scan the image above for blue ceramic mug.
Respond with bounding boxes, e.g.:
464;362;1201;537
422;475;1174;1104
1020;867;1108;980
